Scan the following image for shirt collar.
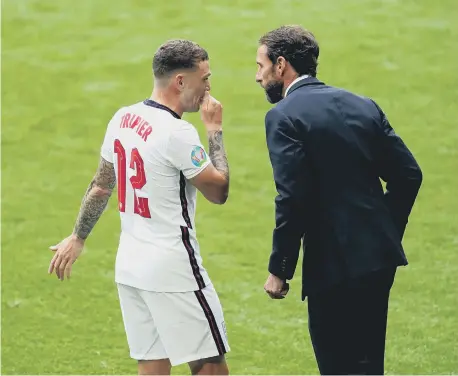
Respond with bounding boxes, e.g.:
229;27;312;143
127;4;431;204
143;99;181;119
284;75;309;97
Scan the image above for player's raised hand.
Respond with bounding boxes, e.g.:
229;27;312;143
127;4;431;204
48;234;84;281
200;91;223;130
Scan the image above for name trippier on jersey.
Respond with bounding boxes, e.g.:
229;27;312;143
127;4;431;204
120;112;153;142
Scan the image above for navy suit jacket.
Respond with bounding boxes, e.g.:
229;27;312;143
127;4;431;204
265;76;422;299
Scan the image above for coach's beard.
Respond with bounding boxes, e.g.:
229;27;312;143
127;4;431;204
265;80;284;104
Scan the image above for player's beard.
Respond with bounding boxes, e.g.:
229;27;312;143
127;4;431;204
182;92;201;113
264;79;284;104
188;101;200;113
191;92;207;112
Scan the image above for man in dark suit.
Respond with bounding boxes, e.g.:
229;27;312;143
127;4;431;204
256;25;422;375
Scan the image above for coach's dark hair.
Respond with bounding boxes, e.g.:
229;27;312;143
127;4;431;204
259;26;319;77
153;39;209;79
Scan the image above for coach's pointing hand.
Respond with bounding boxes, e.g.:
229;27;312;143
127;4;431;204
48;234;84;281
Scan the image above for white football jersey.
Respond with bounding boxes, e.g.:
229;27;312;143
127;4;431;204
100;99;212;292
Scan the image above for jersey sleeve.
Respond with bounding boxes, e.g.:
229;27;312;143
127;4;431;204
167;122;211;179
100;109;122;163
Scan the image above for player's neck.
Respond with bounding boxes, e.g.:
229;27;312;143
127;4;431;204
150;90;184;117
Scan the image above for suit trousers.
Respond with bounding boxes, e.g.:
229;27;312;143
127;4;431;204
307;267;397;375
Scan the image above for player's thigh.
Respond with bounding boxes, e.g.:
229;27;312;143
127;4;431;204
143;284;230;367
117;283;167;361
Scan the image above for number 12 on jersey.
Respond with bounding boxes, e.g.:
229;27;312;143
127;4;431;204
114;139;151;218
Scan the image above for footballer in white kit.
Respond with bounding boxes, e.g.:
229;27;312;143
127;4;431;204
48;39;231;374
102;99;229;364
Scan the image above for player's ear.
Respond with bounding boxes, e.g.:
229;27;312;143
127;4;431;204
175;74;185;91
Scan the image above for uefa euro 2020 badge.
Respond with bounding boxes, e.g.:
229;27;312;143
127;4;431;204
191;145;208;167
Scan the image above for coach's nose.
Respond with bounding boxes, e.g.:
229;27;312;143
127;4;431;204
255;72;262;84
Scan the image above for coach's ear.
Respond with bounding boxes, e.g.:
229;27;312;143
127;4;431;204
276;56;287;76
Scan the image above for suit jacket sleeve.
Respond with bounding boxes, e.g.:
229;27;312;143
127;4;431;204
265;107;308;280
372;100;423;239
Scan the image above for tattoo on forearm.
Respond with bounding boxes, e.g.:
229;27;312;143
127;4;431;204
208;130;229;181
73;158;116;240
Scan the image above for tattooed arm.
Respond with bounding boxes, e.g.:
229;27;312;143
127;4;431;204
169;94;229;205
208;130;229;183
72;157;117;240
48;157;117;280
188;128;230;205
208;130;229;182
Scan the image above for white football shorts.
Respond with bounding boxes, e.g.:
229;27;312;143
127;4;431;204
117;283;230;366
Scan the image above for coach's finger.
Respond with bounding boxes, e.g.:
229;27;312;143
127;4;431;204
266;289;285;299
268;292;285;299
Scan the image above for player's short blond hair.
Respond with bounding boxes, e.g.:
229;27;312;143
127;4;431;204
153;39;209;79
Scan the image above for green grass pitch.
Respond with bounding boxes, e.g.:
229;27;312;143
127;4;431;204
2;0;457;374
